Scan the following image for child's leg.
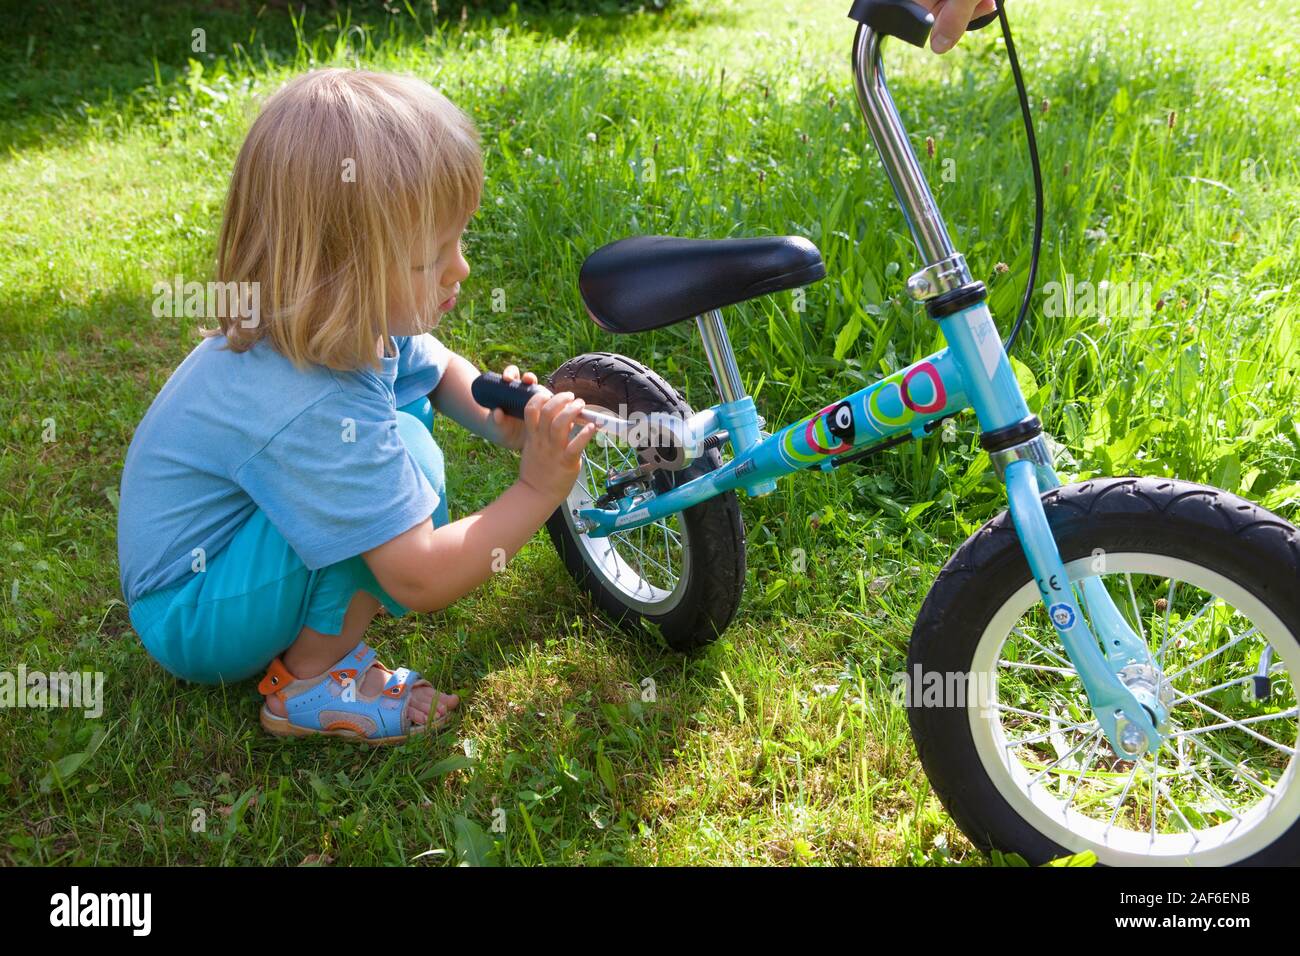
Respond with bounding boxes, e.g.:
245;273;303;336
262;397;457;724
285;590;383;676
130;395;457;727
263;590;457;725
132;510;406;679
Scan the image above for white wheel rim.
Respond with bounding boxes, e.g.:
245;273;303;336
560;403;690;616
968;553;1300;865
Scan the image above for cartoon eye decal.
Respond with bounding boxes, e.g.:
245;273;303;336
827;402;855;442
802;400;856;456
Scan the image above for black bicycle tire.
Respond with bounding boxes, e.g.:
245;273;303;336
544;352;747;652
909;476;1300;865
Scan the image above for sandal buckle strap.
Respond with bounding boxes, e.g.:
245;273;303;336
257;657;297;697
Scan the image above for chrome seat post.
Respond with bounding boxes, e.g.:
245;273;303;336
694;307;771;493
695;308;746;404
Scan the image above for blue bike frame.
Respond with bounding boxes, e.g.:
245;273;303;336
574;21;1167;758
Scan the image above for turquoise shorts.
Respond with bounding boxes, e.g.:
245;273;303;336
128;397;448;686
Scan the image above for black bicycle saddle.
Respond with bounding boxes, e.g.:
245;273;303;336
578;234;826;334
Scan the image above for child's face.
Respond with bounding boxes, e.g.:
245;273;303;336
389;211;473;336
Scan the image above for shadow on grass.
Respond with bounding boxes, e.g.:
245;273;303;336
0;0;734;155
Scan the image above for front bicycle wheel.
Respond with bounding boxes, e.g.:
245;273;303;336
909;477;1300;865
544;352;746;652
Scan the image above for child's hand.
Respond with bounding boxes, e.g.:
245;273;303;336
489;365;539;451
516;388;598;505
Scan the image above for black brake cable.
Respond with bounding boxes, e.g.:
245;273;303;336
995;2;1043;353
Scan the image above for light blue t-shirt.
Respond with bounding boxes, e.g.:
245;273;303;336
117;333;453;607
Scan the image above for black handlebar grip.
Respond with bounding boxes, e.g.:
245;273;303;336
968;1;1004;31
848;0;1003;45
471;371;540;419
847;0;934;48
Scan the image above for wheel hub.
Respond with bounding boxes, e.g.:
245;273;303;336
1113;662;1175;754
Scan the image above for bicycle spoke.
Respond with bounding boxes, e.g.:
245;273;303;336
996;702;1074;723
1010;627;1074;669
1179;673;1273;704
1164;627;1260;684
998;659;1078;677
610;528;677;582
1151;771;1199;841
1125;573;1146;644
1063;732;1105;809
1149;752;1159;844
1166;693;1296;756
1158;578;1177;669
1105;759;1144;834
1168;707;1299;737
1027;727;1103;788
1167;739;1245;825
1181;733;1278;800
599;540;654;594
1005;719;1096;749
1166;596;1220;646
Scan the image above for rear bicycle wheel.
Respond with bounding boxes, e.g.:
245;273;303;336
544;352;746;652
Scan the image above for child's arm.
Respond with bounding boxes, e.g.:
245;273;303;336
364;387;596;612
430;352;533;450
364;479;555;613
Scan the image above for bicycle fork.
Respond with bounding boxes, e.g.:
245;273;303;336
940;298;1167;756
852;21;1167;756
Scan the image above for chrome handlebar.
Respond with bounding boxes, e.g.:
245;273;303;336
850;23;975;298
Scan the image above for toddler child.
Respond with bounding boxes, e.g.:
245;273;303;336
117;68;597;744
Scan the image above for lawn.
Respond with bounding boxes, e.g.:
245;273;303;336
2;0;1298;865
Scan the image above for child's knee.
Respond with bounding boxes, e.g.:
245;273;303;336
394;408;446;500
397;396;435;431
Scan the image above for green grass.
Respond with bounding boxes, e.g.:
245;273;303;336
2;0;1298;865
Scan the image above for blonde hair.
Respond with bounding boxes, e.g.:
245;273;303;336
210;68;482;370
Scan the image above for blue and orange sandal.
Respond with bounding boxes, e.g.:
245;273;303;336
257;641;450;745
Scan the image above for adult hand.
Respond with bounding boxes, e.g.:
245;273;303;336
920;0;998;54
